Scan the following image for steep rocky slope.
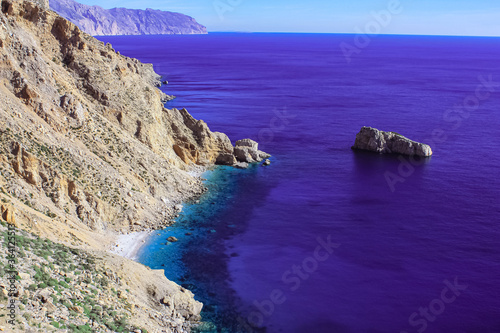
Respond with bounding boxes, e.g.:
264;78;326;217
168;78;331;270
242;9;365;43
0;223;202;332
49;0;207;36
0;0;265;331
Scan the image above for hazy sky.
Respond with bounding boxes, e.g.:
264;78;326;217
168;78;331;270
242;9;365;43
76;0;500;36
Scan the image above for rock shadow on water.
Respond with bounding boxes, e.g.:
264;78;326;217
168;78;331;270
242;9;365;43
350;148;432;192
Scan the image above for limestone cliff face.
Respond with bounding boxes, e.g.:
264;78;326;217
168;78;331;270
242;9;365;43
352;127;433;157
0;0;256;236
49;0;207;36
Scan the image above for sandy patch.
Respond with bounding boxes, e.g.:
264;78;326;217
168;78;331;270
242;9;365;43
109;231;152;260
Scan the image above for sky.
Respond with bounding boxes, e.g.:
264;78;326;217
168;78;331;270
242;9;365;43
76;0;500;36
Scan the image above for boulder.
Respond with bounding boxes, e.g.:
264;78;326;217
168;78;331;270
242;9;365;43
233;139;271;163
36;289;52;303
60;94;85;125
235;139;258;150
233;146;253;163
167;236;178;242
0;204;15;225
69;306;84;313
45;302;57;313
352;127;432;157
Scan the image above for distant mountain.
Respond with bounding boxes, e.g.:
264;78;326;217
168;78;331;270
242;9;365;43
49;0;207;35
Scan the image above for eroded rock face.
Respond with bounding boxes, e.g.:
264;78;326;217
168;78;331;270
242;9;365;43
170;108;237;165
352;127;433;157
60;93;85;126
0;203;15;225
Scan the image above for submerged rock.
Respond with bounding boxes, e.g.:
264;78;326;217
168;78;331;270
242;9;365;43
352;127;432;157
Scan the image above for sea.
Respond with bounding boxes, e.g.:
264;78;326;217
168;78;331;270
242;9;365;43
97;33;500;333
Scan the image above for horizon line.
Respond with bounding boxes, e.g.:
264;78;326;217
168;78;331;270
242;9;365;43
207;31;500;38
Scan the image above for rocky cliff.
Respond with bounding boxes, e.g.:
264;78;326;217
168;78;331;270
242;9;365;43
49;0;207;36
0;0;263;330
352;127;433;157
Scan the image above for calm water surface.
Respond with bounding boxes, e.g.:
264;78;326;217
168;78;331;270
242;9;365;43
98;33;500;333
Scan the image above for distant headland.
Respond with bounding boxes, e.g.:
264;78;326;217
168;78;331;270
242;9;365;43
49;0;207;36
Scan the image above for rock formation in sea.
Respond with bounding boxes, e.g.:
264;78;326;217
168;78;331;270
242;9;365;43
352;127;433;157
216;138;271;168
49;0;207;36
0;0;264;330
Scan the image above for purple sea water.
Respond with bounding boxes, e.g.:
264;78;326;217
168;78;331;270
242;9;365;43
97;33;500;332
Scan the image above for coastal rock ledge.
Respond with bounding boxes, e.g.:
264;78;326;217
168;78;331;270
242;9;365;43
216;138;271;167
352;127;433;157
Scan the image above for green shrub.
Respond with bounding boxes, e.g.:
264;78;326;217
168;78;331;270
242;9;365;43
98;277;108;288
68;324;92;333
59;281;69;288
47;279;58;287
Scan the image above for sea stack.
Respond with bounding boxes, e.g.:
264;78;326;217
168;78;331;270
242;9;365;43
352;127;432;157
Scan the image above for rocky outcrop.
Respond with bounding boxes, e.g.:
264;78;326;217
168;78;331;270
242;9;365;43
49;0;207;36
170;107;237;166
352;127;433;157
0;203;15;224
170;112;271;167
233;139;271;164
9;142;108;230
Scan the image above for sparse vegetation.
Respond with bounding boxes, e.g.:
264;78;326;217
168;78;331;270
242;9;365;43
0;226;134;332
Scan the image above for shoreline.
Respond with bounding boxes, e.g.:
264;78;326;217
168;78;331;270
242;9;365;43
109;230;152;260
109;166;211;261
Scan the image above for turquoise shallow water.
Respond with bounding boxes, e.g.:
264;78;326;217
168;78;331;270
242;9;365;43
136;164;274;331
